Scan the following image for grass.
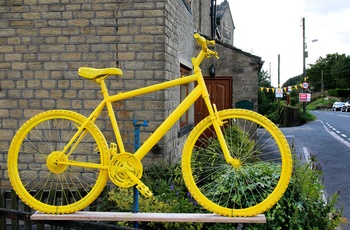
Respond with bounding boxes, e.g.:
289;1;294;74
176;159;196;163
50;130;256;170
306;96;338;110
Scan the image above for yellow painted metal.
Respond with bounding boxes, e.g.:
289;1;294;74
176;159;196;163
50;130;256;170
8;110;109;214
182;109;292;217
8;33;292;216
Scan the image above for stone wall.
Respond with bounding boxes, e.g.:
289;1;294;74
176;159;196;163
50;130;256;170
115;0;194;165
0;0;261;188
0;0;120;187
201;41;262;111
0;0;195;187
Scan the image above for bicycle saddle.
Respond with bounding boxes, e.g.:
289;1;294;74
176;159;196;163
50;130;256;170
78;67;123;79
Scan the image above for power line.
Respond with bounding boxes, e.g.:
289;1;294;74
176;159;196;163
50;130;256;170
304;0;312;17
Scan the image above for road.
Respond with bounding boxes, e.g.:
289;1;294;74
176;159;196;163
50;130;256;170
280;110;350;229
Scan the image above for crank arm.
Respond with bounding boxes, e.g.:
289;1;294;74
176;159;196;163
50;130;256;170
123;169;153;198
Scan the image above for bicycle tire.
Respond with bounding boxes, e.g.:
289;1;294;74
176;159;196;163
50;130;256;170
182;109;292;217
8;110;109;214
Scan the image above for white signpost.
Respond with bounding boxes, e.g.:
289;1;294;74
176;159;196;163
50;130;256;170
275;88;283;98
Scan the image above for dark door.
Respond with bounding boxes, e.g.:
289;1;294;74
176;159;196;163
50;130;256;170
195;78;232;125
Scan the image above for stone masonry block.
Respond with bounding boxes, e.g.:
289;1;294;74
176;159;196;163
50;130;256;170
134;110;153;120
2;118;18;130
141;25;165;34
43;62;68;70
144;100;164;110
125;100;143;110
96;11;115;18
67;20;90;27
11;62;27;70
134;35;154;43
118;52;135;60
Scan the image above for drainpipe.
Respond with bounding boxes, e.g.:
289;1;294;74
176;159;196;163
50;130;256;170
210;0;217;38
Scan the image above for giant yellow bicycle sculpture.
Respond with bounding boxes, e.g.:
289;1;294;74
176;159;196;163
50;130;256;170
8;33;292;217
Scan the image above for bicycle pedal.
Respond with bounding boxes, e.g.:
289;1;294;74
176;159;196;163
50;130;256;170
136;184;153;198
124;169;153;198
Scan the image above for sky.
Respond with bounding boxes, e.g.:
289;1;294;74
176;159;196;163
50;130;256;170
220;0;350;87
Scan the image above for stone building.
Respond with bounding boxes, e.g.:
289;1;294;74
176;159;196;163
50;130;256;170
0;0;263;187
216;0;235;45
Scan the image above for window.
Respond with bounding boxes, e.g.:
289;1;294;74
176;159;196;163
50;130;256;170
182;0;192;12
180;66;190;127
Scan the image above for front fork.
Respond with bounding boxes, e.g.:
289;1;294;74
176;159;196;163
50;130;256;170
211;104;241;168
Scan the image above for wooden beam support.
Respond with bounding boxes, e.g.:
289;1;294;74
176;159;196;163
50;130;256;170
31;211;266;224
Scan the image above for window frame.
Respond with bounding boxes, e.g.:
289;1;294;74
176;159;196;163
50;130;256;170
179;66;190;128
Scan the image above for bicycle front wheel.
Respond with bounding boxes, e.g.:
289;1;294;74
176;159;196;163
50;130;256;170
8;110;109;214
182;109;292;217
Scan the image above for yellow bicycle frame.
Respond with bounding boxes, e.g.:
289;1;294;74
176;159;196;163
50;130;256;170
60;33;237;168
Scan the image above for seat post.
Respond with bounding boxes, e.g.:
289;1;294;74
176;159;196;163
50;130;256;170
96;76;109;98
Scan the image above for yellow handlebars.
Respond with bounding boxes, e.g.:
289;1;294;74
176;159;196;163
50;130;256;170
192;33;219;68
194;33;209;47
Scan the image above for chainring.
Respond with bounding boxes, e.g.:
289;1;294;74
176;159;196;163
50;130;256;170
108;153;143;188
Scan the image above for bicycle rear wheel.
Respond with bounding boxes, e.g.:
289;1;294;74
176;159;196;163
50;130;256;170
182;109;292;217
8;110;109;214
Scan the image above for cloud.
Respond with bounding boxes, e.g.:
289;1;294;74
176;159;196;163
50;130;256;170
306;0;350;15
221;0;350;85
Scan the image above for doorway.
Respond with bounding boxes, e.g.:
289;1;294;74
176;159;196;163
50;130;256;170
194;77;232;125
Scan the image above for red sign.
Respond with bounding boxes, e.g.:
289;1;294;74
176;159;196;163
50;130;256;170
299;93;311;102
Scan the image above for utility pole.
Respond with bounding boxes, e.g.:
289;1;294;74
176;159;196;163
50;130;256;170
321;70;324;105
302;17;306;113
269;62;271;84
278;54;280;109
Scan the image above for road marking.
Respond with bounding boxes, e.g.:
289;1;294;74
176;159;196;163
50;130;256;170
321;121;350;148
302;147;311;162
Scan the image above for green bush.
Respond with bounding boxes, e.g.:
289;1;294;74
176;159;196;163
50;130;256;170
328;89;349;97
299;110;317;124
244;156;344;229
101;162;205;230
265;102;284;124
99;157;343;229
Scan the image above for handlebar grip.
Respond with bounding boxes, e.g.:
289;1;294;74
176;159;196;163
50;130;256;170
194;33;207;46
193;33;219;59
194;33;216;47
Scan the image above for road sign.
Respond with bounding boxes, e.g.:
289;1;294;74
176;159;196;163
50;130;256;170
299;93;311;102
302;82;309;89
275;88;283;98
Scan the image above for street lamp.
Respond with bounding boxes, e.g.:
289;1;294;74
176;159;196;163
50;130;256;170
302;17;318;113
302;17;306;113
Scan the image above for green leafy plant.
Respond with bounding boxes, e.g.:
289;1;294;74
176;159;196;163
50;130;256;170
244;156;344;230
104;162;205;230
99;147;343;230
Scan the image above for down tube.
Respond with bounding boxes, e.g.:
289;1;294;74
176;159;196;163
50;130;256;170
134;85;202;160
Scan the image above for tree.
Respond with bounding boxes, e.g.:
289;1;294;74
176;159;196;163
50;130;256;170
307;53;350;91
331;54;350;88
258;70;274;115
258;69;272;87
282;74;303;88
